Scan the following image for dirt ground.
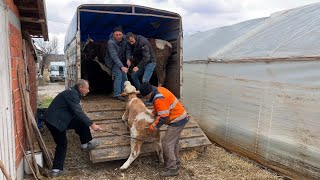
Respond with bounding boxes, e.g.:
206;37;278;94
35;82;285;180
38;82;65;98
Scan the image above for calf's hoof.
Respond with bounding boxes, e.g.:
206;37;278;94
119;166;127;171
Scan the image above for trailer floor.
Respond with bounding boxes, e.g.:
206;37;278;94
81;94;212;163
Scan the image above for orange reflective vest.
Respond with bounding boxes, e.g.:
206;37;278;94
151;87;187;128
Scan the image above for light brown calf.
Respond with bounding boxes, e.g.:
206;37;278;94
120;81;164;170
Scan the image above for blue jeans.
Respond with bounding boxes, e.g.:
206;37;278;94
131;62;156;89
112;66;127;97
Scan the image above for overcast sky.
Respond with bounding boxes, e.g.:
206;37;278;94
43;0;320;54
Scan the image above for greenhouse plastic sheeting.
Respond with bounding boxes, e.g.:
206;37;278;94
182;61;320;179
184;3;320;61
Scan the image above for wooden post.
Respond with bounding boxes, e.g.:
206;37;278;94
17;67;53;169
17;68;41;179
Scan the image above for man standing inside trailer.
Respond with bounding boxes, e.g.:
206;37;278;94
139;82;189;177
105;26;130;101
44;79;103;177
126;32;156;90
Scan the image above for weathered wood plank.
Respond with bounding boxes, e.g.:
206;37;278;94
92;121;200;138
92;117;123;122
83;96;212;163
20;17;45;23
85;104;152;113
87;111;125;120
93;127;205;145
94;119;123;124
95;120;199;131
93;135;206;149
90;137;211;163
90;112;198;122
87;107;126;112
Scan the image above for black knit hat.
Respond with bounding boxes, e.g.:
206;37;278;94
139;82;153;96
113;26;123;33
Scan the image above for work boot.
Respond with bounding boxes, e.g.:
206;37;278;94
81;141;99;151
176;160;181;169
160;168;179;177
51;170;66;177
114;96;126;101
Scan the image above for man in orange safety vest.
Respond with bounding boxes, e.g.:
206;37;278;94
139;82;189;177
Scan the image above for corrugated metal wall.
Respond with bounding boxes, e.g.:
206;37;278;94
0;1;15;179
182;61;320;179
65;37;77;88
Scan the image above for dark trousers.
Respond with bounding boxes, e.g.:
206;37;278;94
162;121;187;170
45;119;92;170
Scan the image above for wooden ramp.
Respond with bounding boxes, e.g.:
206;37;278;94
82;95;212;163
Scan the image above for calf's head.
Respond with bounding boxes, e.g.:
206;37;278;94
121;81;140;99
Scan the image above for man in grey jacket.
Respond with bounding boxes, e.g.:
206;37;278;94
45;79;103;177
126;32;156;90
105;26;130;101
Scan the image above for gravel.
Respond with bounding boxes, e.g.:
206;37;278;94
38;82;65;98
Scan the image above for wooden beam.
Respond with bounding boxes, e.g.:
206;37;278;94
37;0;48;40
90;137;211;163
20;17;45;23
17;6;38;11
21;27;41;32
36;0;44;18
40;23;48;41
22;31;39;60
28;31;43;35
21;23;41;29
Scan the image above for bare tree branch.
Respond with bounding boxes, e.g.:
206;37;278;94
34;36;59;74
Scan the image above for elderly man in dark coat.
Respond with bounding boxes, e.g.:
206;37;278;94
44;79;103;177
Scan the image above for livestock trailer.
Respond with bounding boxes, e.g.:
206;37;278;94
64;4;211;163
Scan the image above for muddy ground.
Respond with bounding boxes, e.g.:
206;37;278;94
33;82;285;180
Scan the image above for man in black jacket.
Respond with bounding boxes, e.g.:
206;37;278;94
126;32;156;89
44;79;103;177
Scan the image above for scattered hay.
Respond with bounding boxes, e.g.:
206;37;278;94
180;149;200;162
182;144;283;180
36;128;283;180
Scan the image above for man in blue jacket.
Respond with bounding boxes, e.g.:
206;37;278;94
125;32;156;90
44;79;103;177
105;26;130;101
